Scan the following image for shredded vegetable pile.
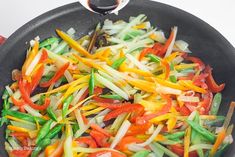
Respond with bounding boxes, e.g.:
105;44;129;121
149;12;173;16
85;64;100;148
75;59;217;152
1;14;234;157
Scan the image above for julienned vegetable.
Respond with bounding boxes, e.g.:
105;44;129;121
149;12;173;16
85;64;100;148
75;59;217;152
0;14;233;157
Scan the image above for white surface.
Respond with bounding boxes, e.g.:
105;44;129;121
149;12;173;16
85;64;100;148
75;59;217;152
0;0;234;46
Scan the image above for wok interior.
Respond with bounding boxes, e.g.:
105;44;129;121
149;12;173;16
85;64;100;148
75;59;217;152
0;0;234;156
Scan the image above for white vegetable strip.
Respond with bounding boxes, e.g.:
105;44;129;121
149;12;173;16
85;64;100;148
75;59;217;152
25;50;42;76
74;109;86;133
178;95;200;102
24;105;42;117
64;124;73;157
110;120;131;149
71;86;88;106
137;124;163;147
75;109;110;138
64;70;73;83
175;40;189;52
127;144;146;152
95;73;129;100
164;26;178;57
156;86;182;95
5;86;13;96
125;53;149;71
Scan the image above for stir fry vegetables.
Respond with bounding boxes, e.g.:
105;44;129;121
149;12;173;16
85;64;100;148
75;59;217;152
0;14;233;157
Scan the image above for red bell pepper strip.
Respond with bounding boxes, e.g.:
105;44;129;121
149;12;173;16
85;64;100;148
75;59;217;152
139;43;164;60
186;56;205;71
116;136;143;151
126;123;152;136
19;79;50;111
170;145;198;157
93;96;118;104
88;150;126;157
199;92;213;115
93;87;103;95
139;48;155;61
161;59;170;80
11;96;24;107
10;132;29;138
157;29;175;57
40;62;69;87
90;123;112;137
38;49;48;63
204;65;225;93
179;105;191;116
30;65;44;93
75;137;97;148
103;104;144;121
90;130;110;147
11;149;32;157
78;89;89;102
11;96;26;112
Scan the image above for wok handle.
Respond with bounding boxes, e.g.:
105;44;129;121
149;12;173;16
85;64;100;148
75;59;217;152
0;35;6;46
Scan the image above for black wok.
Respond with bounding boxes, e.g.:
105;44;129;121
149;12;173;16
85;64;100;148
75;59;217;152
0;0;235;156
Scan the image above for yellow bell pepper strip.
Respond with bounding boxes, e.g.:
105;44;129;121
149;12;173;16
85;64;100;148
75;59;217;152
209;128;226;157
178;80;207;94
119;63;153;77
167;117;177;132
175;63;198;71
161;59;170;79
128;79;156;93
153;78;187;90
184;127;191;157
150;113;179;123
45;141;60;157
83;107;105;116
73;53;104;71
22;40;39;77
56;29;92;58
7;125;30;133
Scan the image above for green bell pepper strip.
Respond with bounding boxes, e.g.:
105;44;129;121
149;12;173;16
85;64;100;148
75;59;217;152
46;107;57;122
44;124;63;139
100;94;123;100
89;68;95;96
209;93;222;115
31;138;51;157
111;57;126;69
36;119;53;144
62;95;74;118
132;150;150;157
0;97;10;126
186;119;216;143
169;75;177;83
190;112;204;157
39;37;59;48
2;89;10;99
164;131;185;140
3;110;46;125
146;54;161;63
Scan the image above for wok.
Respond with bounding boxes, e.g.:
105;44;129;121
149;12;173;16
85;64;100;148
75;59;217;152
0;0;235;156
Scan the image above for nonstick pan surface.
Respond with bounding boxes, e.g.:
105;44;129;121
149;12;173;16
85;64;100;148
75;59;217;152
0;0;235;156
